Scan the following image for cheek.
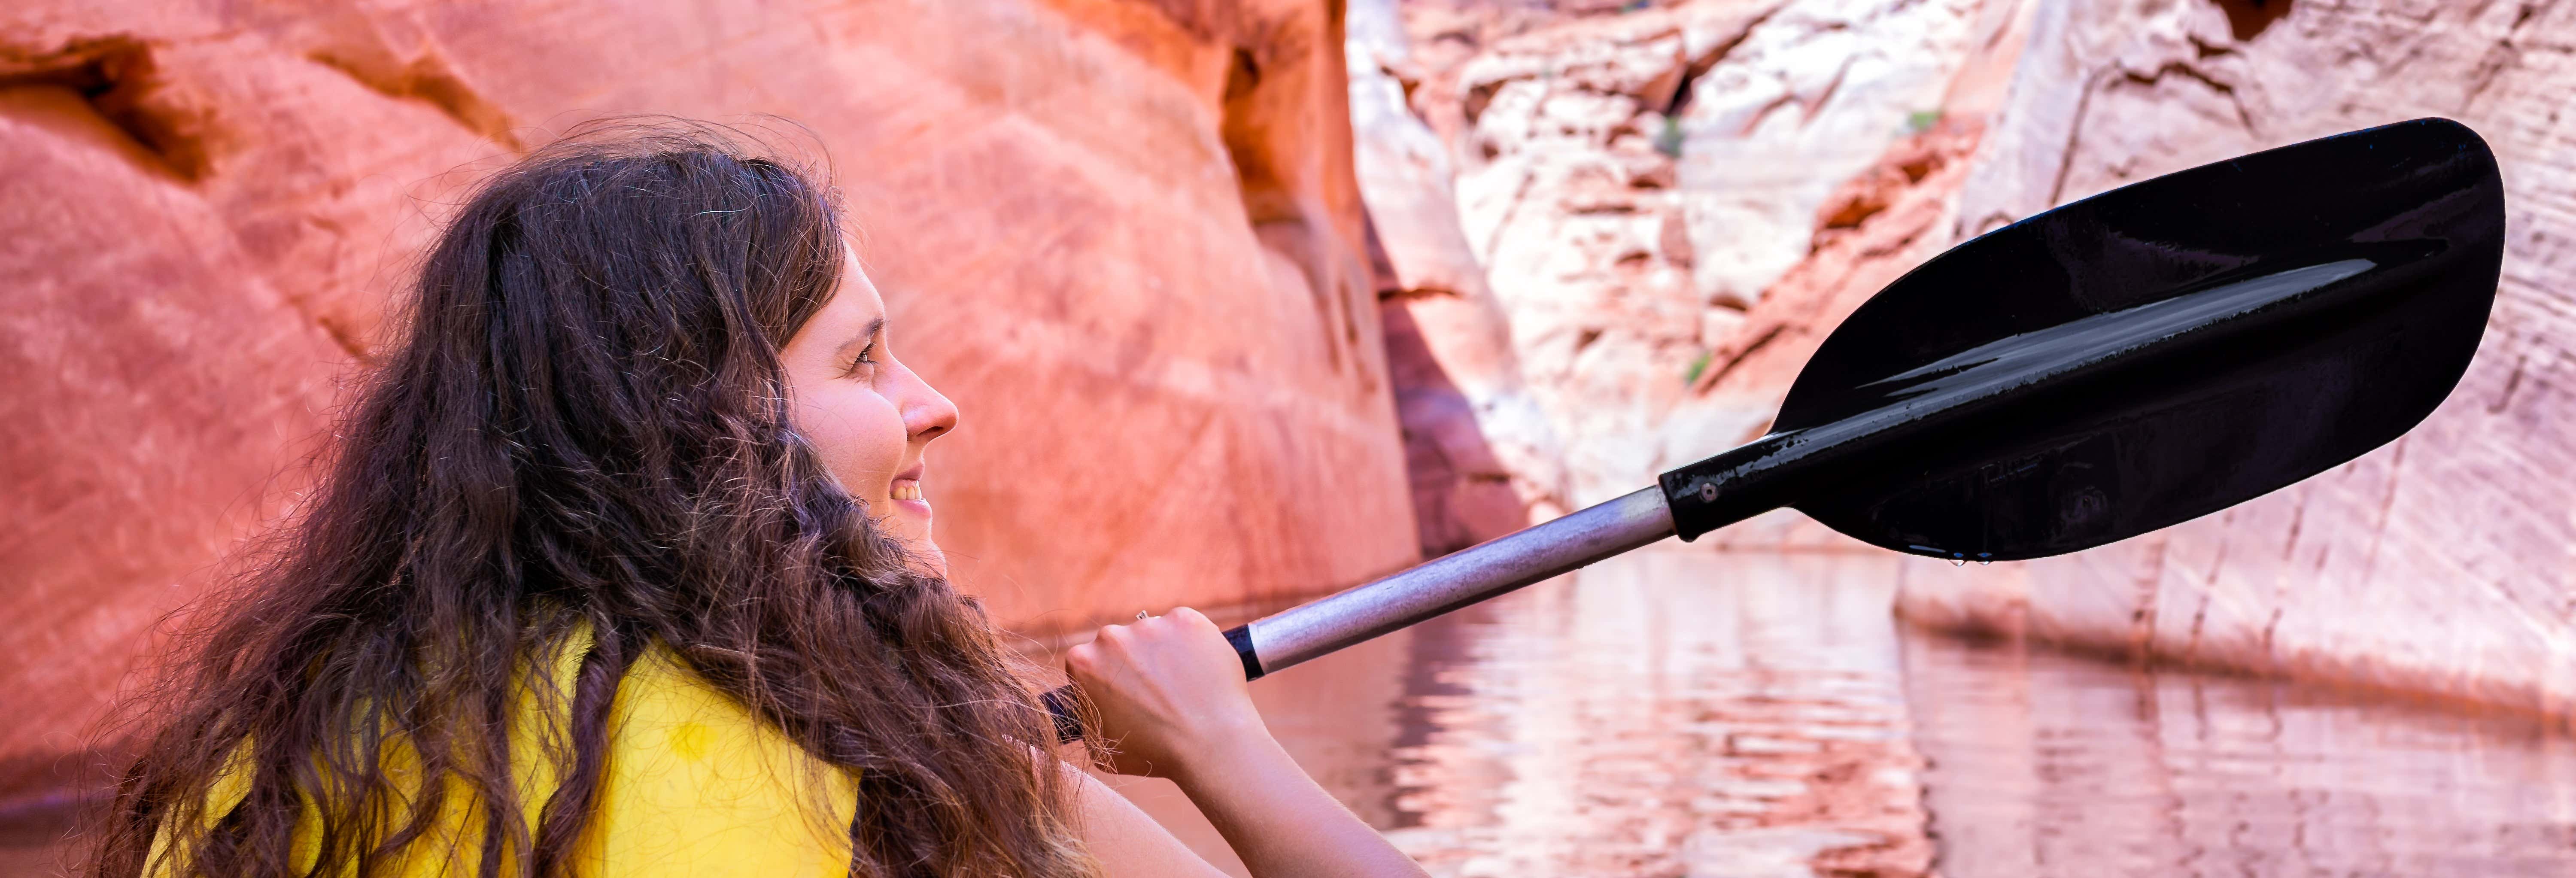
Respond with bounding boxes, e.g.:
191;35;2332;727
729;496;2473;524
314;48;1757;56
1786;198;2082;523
793;387;907;495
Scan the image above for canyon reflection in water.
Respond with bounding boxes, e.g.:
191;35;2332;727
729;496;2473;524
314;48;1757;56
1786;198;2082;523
12;548;2575;877
1156;548;2576;877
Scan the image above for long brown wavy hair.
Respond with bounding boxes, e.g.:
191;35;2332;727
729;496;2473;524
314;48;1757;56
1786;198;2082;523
87;122;1094;878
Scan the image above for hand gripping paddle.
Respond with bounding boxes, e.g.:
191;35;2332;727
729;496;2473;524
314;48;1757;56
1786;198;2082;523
1049;117;2506;741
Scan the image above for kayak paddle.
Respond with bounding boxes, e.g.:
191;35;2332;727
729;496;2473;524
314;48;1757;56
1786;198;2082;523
1050;116;2505;741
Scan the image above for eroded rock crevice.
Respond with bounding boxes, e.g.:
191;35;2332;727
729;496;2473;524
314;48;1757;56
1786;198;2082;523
304;47;523;151
0;36;219;180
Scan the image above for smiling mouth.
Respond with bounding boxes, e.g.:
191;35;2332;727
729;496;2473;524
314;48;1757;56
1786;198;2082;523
890;462;927;505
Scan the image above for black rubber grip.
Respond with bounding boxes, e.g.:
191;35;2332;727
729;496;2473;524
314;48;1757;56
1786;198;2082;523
1224;624;1264;681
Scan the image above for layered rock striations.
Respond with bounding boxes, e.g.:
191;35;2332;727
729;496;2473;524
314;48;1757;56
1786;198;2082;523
1897;0;2576;721
0;0;1416;810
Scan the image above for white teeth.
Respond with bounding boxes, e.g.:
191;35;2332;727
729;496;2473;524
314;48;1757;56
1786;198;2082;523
891;482;922;502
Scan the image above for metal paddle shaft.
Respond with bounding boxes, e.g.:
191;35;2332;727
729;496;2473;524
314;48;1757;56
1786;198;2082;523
1231;486;1673;678
1045;489;1671;739
1051;118;2504;740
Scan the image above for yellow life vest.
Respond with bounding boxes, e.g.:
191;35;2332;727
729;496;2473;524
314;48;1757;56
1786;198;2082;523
148;628;859;876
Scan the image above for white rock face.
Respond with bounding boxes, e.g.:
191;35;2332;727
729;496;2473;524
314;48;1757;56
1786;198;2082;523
1676;0;1991;310
1906;0;2576;717
1405;0;2011;504
1438;4;1767;504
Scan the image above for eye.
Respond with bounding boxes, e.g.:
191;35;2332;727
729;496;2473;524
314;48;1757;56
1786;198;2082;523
841;342;878;378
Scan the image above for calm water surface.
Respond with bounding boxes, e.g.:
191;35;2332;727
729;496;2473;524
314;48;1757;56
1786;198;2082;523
15;549;2576;876
1136;547;2576;877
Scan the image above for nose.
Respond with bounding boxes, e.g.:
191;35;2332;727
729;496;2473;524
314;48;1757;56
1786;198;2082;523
899;362;958;443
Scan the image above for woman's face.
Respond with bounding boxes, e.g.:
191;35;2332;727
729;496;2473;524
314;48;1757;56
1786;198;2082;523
780;256;959;563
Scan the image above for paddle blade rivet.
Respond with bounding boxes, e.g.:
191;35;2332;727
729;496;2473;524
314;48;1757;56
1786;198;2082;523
1698;482;1717;502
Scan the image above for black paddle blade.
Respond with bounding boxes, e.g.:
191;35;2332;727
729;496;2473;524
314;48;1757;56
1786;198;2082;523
1774;118;2503;562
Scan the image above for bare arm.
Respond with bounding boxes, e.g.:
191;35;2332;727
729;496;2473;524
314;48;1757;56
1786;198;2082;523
1068;766;1235;878
1065;608;1428;878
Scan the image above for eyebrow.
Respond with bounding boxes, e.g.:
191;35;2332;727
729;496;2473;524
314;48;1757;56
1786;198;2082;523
835;317;886;357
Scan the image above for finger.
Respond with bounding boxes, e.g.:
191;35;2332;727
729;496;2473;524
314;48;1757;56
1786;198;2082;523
1064;641;1097;671
1096;623;1135;650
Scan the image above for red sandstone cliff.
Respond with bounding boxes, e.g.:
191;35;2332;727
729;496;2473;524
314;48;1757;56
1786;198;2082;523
0;0;1416;811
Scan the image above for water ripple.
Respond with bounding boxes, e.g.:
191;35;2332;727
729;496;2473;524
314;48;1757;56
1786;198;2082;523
1232;547;2576;878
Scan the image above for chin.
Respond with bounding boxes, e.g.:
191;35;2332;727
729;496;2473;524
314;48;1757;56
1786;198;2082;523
880;517;943;568
908;540;950;579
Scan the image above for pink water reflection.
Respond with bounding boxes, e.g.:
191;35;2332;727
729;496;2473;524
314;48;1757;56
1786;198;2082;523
1906;633;2576;876
1181;547;2576;877
1170;549;1936;877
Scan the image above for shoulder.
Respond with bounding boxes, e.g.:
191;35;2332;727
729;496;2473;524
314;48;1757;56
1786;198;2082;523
574;645;860;876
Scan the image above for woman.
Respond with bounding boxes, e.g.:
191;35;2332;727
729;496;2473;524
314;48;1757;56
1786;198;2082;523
91;123;1427;878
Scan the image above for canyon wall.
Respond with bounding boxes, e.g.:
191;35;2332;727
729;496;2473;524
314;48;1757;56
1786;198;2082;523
1350;0;1571;556
1341;7;2032;871
1378;0;2032;538
0;0;1415;810
14;0;2576;853
1381;0;2576;723
1896;0;2576;720
1380;0;2029;510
